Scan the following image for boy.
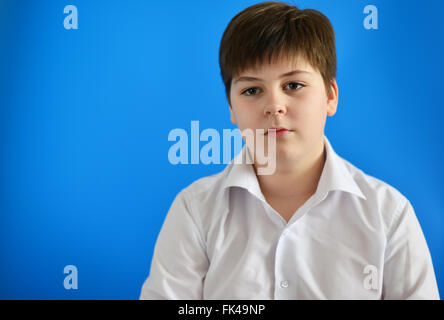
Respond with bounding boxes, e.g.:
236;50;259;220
140;1;439;299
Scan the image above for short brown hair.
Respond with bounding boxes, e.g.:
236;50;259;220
219;1;336;106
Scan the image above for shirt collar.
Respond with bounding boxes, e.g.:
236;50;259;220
221;134;367;201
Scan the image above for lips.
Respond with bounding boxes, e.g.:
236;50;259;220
265;127;293;136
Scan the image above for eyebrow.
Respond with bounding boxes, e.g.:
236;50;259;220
234;70;312;84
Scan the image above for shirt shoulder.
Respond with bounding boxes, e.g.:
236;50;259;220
178;164;232;214
174;165;235;242
181;165;230;199
341;157;410;234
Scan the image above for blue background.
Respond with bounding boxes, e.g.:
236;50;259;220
0;0;442;299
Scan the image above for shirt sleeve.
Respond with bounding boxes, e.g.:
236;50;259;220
139;189;210;299
382;198;440;299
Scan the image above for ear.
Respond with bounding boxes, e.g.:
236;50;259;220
326;78;339;117
229;104;237;125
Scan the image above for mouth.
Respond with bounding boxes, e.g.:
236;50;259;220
265;127;293;137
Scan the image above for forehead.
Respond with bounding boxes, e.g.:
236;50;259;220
234;55;318;82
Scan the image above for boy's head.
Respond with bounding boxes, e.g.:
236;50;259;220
219;1;337;106
218;1;339;167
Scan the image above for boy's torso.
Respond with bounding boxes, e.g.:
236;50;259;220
198;184;388;299
176;137;428;299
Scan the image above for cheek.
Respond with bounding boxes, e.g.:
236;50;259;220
231;101;262;127
290;95;327;128
236;113;260;131
297;90;325;109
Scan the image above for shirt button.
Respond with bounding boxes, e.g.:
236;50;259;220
280;280;289;288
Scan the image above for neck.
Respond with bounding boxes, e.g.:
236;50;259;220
254;138;326;199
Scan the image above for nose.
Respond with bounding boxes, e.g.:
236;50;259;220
264;105;286;116
263;91;287;116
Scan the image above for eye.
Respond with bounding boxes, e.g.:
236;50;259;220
241;87;261;96
284;82;304;91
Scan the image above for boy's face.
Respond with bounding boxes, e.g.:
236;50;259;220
229;56;338;166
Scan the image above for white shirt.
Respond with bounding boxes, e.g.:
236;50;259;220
140;135;440;300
